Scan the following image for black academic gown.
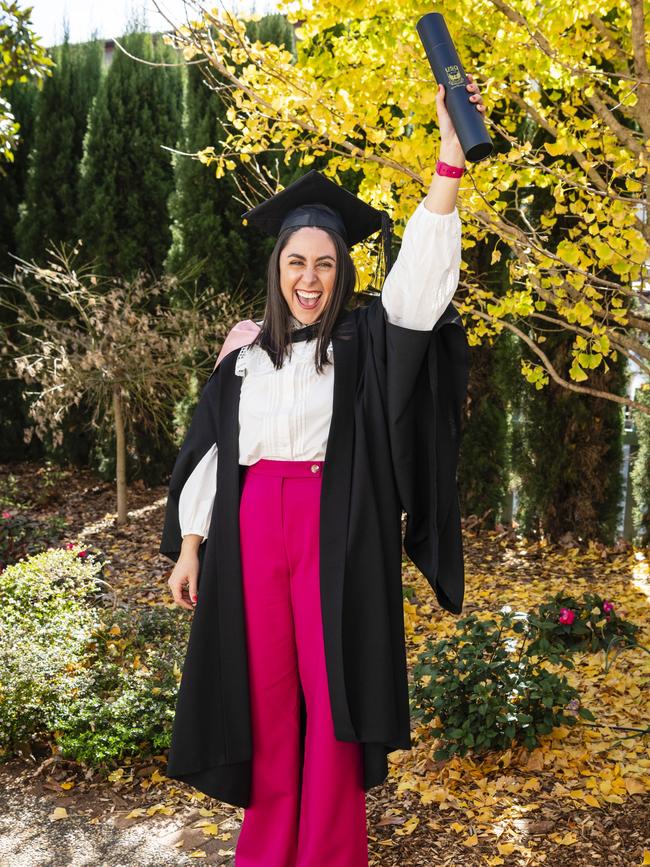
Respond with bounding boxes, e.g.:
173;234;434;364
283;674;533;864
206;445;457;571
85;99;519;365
158;295;469;808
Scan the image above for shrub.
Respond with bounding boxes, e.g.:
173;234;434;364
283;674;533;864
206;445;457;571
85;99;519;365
410;609;593;761
0;547;103;756
526;592;640;655
52;605;190;766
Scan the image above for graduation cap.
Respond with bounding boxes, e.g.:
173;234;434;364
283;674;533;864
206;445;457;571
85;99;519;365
242;169;393;290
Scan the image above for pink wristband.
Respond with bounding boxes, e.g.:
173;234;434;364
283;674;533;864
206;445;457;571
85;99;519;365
436;159;465;178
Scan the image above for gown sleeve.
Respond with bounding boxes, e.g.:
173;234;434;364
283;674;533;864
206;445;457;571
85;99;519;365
376;198;469;614
159;370;220;563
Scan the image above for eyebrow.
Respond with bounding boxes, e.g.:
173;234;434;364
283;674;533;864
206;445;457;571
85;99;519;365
287;253;336;261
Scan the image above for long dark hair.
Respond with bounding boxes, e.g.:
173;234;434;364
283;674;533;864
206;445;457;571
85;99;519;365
251;225;358;373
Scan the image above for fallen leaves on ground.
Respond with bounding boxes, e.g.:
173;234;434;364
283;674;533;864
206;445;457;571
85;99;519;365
2;461;649;865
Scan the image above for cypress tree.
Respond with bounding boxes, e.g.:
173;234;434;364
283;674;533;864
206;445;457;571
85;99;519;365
165;59;262;298
166;14;296;301
0;80;37;273
15;35;102;262
78;29;182;280
511;327;626;544
456;87;514;531
504;76;628;545
0;79;39;461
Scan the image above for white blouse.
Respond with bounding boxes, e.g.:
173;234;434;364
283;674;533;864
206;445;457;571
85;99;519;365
178;199;462;541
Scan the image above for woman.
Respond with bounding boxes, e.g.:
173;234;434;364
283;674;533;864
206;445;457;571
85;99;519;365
160;78;485;866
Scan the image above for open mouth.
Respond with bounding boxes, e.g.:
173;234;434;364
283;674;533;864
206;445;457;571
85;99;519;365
295;290;322;310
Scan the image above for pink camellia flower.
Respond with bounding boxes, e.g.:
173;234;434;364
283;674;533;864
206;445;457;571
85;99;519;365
602;600;614;614
65;542;75;550
558;607;576;626
77;550;88;558
2;511;11;519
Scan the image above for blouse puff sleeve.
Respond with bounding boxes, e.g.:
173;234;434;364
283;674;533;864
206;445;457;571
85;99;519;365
380;197;462;330
177;198;462;542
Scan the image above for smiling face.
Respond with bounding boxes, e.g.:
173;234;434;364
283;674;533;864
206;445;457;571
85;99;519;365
279;226;337;325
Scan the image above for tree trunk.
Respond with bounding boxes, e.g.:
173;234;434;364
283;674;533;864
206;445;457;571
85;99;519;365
113;384;128;525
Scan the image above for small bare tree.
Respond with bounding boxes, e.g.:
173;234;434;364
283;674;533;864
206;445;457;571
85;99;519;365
0;246;245;523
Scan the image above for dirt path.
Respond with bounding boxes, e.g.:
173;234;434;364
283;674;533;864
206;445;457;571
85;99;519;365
0;759;239;867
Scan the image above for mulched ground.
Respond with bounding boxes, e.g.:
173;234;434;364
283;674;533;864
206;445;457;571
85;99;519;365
1;460;649;867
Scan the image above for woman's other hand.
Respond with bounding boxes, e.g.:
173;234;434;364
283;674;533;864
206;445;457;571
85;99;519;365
168;536;201;610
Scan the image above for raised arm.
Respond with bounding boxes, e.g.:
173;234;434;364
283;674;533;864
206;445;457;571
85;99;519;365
381;73;486;331
380;196;462;331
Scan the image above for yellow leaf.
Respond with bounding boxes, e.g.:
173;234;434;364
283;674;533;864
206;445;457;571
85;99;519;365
451;822;464;833
146;803;175;816
557;240;581;266
583;794;600;807
497;842;516;855
51;807;68;820
625;778;646;795
642;850;650;865
544;139;567;156
60;781;74;790
570;360;588;382
189;851;207;858
526;749;544;771
552;831;578;845
396;816;419;835
463;834;479;847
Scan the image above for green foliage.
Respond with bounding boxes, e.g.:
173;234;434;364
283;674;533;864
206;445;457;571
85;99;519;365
0;545;189;767
511;324;627;544
0;77;36;269
0;77;39;459
78;30;182;280
166;14;295;302
526;591;640;655
0;547;103;756
458;328;514;530
52;605;190;766
165;57;269;301
410;610;593;761
16;37;102;263
631;383;650;545
247;13;296;53
0;0;53;161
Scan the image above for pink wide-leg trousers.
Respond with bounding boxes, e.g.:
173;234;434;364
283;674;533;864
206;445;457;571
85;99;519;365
234;458;368;867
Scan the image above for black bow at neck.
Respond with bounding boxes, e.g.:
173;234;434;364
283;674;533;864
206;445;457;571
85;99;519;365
289;314;320;343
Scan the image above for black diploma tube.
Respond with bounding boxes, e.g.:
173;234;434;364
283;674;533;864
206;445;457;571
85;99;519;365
416;12;493;163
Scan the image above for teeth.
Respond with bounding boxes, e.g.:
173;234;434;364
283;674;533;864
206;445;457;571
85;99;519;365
297;291;321;299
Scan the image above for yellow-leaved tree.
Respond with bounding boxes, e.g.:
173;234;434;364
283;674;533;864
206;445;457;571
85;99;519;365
163;0;649;412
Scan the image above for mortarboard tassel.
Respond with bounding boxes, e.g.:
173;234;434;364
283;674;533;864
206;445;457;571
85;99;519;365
368;210;394;295
381;210;393;278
